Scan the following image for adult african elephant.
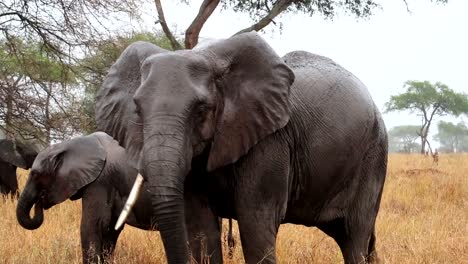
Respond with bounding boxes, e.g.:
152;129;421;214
0;139;39;198
95;32;388;264
16;132;154;263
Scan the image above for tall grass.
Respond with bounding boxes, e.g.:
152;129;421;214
1;154;467;263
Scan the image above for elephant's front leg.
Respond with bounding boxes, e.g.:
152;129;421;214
81;185;119;264
235;139;290;264
80;212;104;264
185;192;223;264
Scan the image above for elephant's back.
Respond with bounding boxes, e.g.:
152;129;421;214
283;51;337;71
283;50;377;143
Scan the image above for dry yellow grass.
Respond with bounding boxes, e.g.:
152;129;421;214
1;154;467;263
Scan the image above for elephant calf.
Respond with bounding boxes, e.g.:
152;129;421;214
16;132;234;263
16;132;157;263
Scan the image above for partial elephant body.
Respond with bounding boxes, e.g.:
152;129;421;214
194;51;387;263
16;133;156;264
95;32;387;264
0;139;40;198
78;155;157;264
0;161;19;197
281;51;387;226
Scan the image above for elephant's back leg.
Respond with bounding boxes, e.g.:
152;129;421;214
317;131;387;264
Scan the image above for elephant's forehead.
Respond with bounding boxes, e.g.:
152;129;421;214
137;54;213;99
144;52;209;71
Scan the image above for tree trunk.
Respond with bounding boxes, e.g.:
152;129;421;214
420;135;426;154
184;0;220;49
154;0;183;50
5;78;14;140
5;87;13;139
45;83;52;144
4;75;23;139
425;138;433;155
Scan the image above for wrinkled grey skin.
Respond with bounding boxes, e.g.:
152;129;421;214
96;32;387;264
0;139;39;198
16;132;156;263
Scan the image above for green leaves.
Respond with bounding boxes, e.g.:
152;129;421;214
385;80;468;119
0;38;75;84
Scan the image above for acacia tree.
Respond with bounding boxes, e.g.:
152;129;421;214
155;0;449;50
434;121;468;153
385;81;468;154
0;38;82;144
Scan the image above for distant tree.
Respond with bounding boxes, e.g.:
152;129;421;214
154;0;449;49
388;125;421;153
78;32;173;133
385;81;468;154
434;121;468;153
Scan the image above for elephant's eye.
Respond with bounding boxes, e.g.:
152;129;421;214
30;170;39;180
196;103;215;118
133;100;142;115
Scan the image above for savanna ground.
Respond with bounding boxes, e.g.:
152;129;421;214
0;154;467;263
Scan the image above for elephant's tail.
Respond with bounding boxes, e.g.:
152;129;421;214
227;218;235;258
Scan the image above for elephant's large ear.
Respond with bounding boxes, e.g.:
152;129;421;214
44;135;106;204
202;32;295;171
95;41;168;167
15;140;40;169
0;139;27;168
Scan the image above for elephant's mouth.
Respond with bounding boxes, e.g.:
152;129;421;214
39;191;53;210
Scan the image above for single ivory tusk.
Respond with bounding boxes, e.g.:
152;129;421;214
115;173;144;230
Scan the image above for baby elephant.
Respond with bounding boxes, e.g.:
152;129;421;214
16;132;156;263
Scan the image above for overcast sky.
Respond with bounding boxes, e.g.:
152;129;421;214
136;0;467;143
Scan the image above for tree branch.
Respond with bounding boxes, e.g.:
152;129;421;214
401;0;412;13
234;0;293;36
185;0;220;49
425;138;433;155
154;0;183;50
421;107;429;122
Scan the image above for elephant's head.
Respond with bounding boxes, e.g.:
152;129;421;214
0;139;40;169
95;32;294;262
16;133;108;230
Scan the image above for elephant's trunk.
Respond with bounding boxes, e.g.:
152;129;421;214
16;181;44;230
143;125;191;263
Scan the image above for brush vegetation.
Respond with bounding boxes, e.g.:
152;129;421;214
1;154;467;263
